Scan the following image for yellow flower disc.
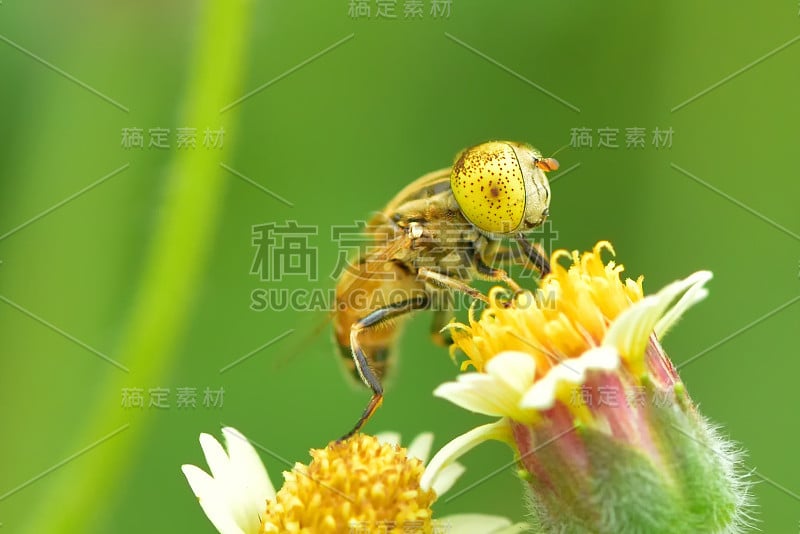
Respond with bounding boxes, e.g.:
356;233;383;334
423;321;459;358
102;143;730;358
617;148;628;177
260;434;436;533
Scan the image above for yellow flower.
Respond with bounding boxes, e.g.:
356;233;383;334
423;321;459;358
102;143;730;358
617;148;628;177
452;241;644;375
259;433;434;532
435;241;709;428
426;241;751;534
182;428;527;534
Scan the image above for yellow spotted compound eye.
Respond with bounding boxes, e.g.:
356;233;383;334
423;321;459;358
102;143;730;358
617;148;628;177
450;141;528;234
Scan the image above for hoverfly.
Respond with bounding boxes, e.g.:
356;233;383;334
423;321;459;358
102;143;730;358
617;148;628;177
335;140;558;440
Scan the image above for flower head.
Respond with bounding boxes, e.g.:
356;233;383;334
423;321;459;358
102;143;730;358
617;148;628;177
183;428;526;534
451;241;644;374
429;241;752;533
260;433;435;532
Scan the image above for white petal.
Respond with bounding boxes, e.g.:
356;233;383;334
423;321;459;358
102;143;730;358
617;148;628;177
199;432;233;481
485;351;537;395
655;271;712;339
406;432;434;463
421;419;512;492
434;352;537;421
221;428;274;531
520;347;619;410
430;462;466;496
222;428;275;500
605;270;712;358
375;431;401;446
181;464;247;534
434;379;512;417
436;513;521;533
188;430;271;534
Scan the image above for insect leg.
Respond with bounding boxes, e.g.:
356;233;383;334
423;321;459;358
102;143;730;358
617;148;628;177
472;251;523;293
429;299;454;347
416;267;489;304
479;234;549;276
416;268;495;346
487;246;518;264
515;234;551;277
341;294;430;441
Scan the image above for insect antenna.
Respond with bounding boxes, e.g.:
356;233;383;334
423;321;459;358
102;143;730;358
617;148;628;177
547;142;571;160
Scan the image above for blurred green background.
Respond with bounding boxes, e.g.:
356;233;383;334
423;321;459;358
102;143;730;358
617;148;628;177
1;0;798;532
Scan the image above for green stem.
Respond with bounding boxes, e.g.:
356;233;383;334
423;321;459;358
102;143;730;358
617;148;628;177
23;1;252;531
